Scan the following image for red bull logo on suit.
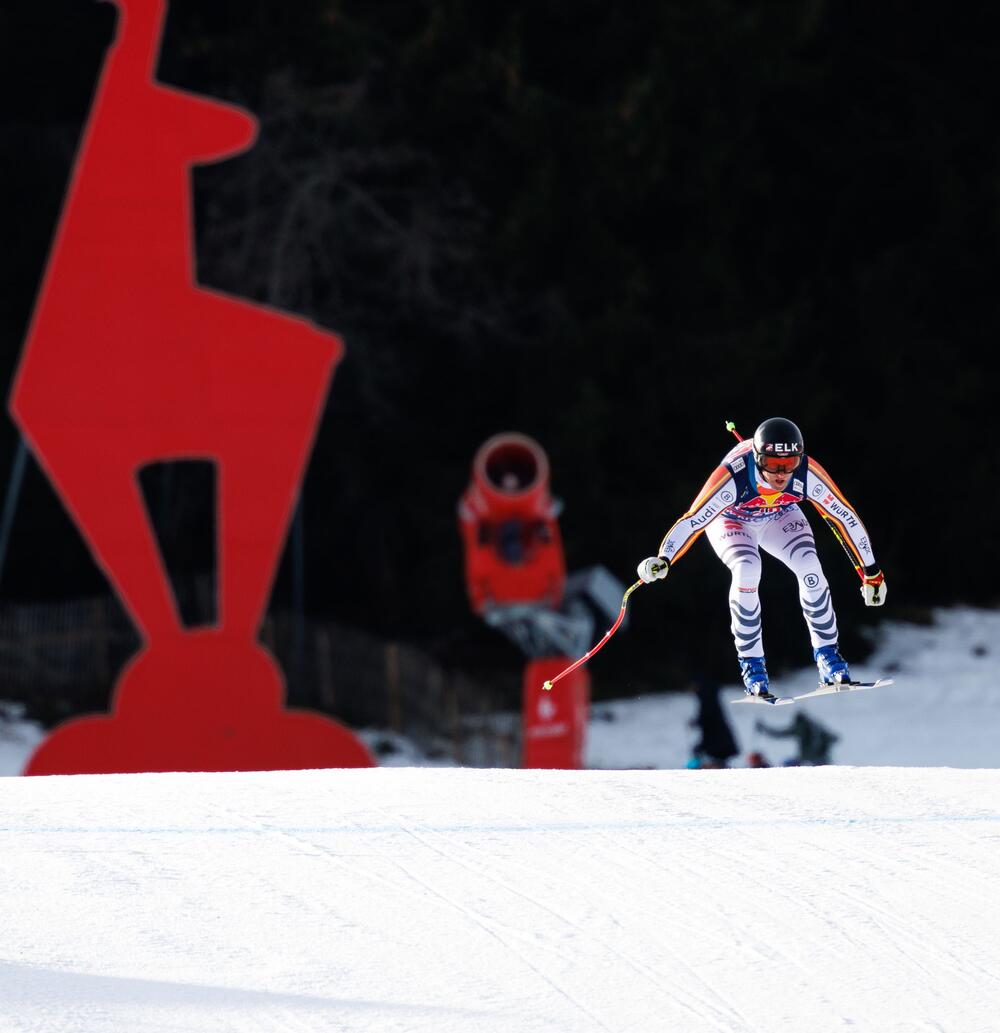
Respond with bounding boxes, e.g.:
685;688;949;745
742;492;799;512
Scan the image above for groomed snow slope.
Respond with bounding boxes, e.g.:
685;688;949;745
4;765;1000;1033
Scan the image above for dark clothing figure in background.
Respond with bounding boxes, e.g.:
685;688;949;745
755;711;839;766
689;677;739;767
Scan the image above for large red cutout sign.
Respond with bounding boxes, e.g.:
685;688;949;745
11;0;374;773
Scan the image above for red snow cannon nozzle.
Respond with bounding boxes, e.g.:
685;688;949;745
458;432;566;614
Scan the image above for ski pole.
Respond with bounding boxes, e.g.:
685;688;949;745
818;513;865;581
541;578;644;690
725;419;865;583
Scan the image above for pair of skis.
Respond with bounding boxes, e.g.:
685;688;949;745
731;678;895;706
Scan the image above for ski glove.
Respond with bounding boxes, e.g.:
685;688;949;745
637;556;670;583
860;566;886;607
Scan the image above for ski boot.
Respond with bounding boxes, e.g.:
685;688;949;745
739;656;774;700
814;644;851;685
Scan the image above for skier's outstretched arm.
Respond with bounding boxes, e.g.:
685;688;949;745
636;466;737;582
755;718;795;739
806;457;887;607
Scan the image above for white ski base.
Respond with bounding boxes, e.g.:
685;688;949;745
731;693;795;706
792;677;895;702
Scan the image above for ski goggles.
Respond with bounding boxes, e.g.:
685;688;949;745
756;453;802;474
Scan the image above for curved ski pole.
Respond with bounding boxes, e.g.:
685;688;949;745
541;579;645;691
724;418;864;582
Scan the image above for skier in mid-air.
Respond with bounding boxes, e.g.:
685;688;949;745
636;417;886;701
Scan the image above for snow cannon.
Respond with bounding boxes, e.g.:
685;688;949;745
459;433;600;770
458;432;566;614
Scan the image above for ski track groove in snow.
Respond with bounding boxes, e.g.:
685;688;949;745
396;803;634;1033
696;834;863;1030
393;808;743;1033
833;853;1000;997
378;828;615;1032
573;814;756;1030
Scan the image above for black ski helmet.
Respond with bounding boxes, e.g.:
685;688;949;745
752;417;804;469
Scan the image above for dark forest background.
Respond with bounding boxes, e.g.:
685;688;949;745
0;1;997;702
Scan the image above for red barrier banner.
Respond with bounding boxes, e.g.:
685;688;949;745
522;660;589;769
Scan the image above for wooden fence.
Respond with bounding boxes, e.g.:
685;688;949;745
0;593;520;767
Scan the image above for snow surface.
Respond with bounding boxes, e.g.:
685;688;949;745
4;766;1000;1032
2;607;1000;1032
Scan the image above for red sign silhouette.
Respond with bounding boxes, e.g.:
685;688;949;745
11;0;374;773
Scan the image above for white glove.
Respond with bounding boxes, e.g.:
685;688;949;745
637;556;670;583
860;567;886;607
